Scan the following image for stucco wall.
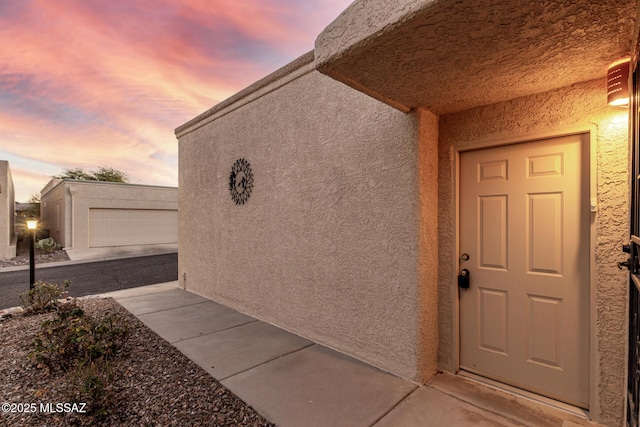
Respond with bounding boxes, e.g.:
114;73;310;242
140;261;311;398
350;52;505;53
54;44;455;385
178;60;438;381
316;0;635;117
41;180;178;258
438;78;628;426
316;0;433;65
417;108;440;379
41;179;67;247
0;161;16;259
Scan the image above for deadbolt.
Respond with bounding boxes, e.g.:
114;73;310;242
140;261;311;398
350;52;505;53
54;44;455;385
461;253;470;261
458;269;470;289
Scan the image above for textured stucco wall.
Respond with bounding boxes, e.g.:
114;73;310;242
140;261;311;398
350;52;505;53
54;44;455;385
41;179;67;247
0;161;16;259
178;63;438;381
316;0;436;67
41;180;178;254
417;109;439;380
438;78;628;426
316;0;636;115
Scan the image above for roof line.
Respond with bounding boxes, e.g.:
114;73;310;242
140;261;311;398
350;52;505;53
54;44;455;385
175;50;315;138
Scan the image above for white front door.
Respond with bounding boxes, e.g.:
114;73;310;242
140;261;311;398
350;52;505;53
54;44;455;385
459;134;590;408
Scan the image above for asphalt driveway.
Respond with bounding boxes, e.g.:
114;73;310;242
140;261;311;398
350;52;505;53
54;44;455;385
0;253;178;310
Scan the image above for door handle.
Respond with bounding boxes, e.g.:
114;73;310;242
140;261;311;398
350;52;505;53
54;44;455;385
458;269;470;289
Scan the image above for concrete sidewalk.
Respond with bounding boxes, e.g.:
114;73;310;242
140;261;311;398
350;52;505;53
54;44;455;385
103;282;603;427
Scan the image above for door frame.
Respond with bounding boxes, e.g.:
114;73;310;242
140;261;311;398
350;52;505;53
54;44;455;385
627;60;640;427
450;125;598;413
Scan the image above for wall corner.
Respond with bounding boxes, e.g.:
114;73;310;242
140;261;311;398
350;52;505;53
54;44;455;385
417;107;440;381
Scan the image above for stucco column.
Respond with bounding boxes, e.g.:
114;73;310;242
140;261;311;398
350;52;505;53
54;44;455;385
68;186;77;249
417;108;439;381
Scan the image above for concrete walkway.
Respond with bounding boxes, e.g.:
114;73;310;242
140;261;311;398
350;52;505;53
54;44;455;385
103;282;604;427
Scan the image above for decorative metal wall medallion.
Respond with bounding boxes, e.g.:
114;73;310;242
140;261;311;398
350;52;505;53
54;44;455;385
229;158;253;205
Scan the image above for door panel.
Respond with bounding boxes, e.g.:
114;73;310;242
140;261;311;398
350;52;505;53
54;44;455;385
479;288;508;354
479;196;508;269
527;295;562;368
528;192;563;274
459;134;589;408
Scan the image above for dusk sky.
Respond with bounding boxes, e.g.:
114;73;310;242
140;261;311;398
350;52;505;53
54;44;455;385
1;0;353;202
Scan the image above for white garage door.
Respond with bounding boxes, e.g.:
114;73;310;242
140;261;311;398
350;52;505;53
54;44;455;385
89;209;178;247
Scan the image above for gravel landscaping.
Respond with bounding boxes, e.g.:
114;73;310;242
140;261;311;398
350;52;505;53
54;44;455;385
0;298;275;427
0;236;70;269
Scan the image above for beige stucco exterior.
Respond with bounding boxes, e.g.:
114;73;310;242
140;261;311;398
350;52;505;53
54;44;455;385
0;161;16;260
315;0;636;115
177;1;637;425
177;54;439;382
438;79;629;425
40;179;178;260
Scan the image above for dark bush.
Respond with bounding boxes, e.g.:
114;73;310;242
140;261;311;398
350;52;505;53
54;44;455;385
19;280;71;313
29;301;129;417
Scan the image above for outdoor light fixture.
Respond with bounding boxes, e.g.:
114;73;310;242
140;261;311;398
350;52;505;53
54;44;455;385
26;218;38;289
607;57;630;106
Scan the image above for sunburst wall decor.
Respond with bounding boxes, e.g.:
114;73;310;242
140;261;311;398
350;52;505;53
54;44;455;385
229;158;253;205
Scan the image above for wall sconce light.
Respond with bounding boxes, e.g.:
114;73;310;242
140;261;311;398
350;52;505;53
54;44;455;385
607;57;630;106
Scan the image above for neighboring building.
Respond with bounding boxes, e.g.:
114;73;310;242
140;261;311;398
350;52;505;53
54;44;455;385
0;161;16;260
40;179;178;260
175;1;637;426
14;202;39;239
15;202;36;217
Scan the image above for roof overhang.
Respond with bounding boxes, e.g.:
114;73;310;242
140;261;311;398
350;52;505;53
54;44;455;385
315;0;639;115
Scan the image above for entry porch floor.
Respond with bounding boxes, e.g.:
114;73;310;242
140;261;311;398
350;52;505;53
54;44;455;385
104;282;603;427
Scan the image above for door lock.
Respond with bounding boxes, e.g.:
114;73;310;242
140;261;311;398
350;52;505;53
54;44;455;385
458;269;470;289
620;242;637;271
618;260;631;270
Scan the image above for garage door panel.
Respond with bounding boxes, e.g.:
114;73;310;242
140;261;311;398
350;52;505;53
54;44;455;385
89;209;178;247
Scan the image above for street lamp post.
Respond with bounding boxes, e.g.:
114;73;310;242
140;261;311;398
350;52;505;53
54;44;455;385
26;219;38;290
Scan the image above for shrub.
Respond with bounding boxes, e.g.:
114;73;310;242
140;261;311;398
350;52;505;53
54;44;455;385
29;301;128;373
29;301;129;418
63;362;117;420
19;280;71;313
35;237;61;253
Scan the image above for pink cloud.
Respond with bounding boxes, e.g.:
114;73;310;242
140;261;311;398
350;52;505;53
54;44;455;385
11;168;52;202
0;0;354;202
